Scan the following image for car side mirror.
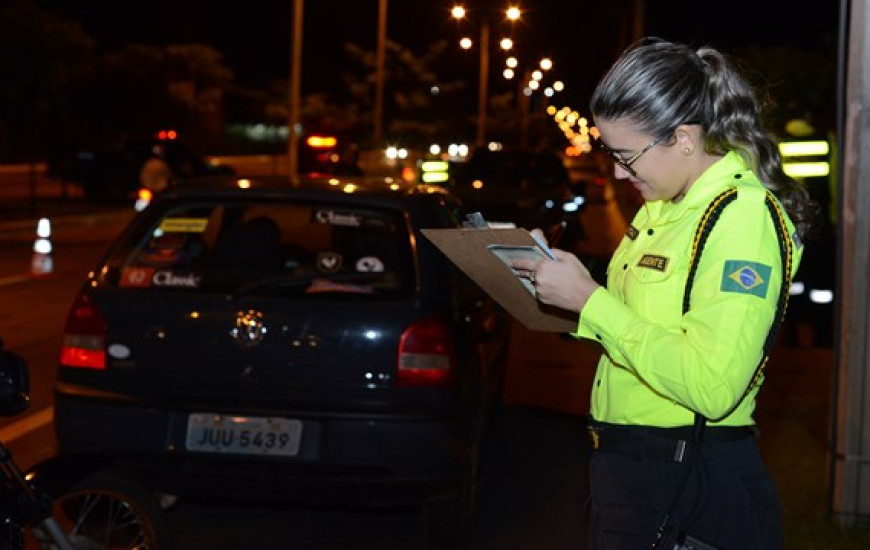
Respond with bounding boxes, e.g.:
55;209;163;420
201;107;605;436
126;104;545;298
0;349;30;417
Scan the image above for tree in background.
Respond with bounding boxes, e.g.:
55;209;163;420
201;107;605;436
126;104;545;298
736;42;836;137
0;1;237;163
340;39;467;149
0;0;94;163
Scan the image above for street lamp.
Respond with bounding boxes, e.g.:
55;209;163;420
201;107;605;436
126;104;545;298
451;3;522;148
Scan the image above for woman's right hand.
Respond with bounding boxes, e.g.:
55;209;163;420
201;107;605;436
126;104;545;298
518;248;599;314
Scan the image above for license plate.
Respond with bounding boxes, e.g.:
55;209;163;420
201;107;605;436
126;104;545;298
185;413;302;456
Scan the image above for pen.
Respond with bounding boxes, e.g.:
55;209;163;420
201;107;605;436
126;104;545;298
549;221;567;248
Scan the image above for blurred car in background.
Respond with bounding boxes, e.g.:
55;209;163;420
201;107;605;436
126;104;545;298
449;148;577;229
299;134;363;176
563;149;611;205
48;130;235;202
53;174;510;546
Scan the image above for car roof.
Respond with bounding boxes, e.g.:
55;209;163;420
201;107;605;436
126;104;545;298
158;174;455;207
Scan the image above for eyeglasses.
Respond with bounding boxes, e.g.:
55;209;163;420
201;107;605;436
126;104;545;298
600;131;671;177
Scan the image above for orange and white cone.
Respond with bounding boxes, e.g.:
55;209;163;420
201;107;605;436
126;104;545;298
31;217;53;276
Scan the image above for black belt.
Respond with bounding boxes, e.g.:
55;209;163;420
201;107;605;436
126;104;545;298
587;420;755;463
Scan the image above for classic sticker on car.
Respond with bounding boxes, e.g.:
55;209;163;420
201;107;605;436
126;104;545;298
152;270;202;288
185;413;302;456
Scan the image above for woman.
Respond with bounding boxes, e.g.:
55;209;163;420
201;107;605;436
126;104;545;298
514;38;818;549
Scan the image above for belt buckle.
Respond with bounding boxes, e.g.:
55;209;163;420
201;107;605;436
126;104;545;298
587;427;601;450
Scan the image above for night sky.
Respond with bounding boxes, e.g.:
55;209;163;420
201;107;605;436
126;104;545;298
34;0;841;111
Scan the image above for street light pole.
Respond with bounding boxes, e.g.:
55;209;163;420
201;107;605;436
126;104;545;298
374;0;387;145
288;0;304;184
453;4;519;149
475;20;489;148
519;70;531;148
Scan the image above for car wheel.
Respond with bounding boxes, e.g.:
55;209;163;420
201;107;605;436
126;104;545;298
27;469;170;549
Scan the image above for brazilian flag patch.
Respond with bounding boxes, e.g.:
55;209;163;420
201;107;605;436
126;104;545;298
721;260;772;298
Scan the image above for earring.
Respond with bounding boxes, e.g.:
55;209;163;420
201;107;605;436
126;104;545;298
684;148;692;154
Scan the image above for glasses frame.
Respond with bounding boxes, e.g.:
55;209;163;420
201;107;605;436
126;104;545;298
601;131;672;178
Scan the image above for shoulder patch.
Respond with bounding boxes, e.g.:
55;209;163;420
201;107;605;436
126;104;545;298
638;254;668;271
625;225;639;240
720;260;772;298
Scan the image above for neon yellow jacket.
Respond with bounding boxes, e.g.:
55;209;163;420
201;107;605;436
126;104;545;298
577;151;803;427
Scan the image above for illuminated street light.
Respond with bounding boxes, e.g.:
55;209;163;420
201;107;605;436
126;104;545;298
451;3;522;147
500;37;513;50
504;68;515;79
517;56;557;148
506;56;518;68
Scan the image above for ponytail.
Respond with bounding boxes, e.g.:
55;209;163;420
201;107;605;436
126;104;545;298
591;37;819;240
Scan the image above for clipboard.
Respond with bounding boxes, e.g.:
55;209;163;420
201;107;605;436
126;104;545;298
422;227;578;332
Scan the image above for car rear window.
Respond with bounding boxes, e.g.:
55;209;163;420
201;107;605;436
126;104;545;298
101;200;415;298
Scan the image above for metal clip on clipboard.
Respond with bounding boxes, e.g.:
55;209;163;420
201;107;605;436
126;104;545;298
462;212;487;228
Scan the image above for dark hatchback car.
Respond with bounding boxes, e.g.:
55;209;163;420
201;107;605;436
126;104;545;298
54;175;511;546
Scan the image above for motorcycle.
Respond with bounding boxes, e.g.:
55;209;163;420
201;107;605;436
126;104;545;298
0;337;169;549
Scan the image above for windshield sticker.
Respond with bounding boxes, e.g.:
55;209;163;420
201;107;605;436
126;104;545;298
159;218;209;233
317;252;343;273
306;278;374;294
313;209;393;230
152;271;202;288
314;210;362;227
120;267;155;288
355;256;384;272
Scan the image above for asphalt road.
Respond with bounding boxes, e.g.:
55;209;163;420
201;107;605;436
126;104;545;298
166;405;591;549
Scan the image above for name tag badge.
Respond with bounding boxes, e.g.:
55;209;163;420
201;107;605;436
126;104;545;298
637;254;668;272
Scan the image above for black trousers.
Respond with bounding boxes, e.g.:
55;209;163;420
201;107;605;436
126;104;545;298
587;423;782;550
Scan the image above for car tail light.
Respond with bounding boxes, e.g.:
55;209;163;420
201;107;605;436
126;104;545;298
59;293;107;370
397;318;457;387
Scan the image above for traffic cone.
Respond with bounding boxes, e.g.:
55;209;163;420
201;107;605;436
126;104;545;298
31;217;54;276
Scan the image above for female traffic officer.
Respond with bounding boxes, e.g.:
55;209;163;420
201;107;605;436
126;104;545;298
513;37;818;549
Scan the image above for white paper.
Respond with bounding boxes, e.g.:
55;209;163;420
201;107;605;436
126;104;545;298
487;244;553;295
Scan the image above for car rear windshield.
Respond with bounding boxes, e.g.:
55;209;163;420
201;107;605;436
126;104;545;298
101;199;415;298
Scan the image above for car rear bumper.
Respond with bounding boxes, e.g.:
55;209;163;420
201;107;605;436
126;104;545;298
54;393;471;505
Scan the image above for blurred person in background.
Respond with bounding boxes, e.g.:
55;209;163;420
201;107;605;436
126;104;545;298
139;143;173;193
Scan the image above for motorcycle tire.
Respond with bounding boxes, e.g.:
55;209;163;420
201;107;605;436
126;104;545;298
25;469;170;549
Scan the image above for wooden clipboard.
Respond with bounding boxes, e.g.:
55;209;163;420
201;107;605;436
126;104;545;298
422;227;578;332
